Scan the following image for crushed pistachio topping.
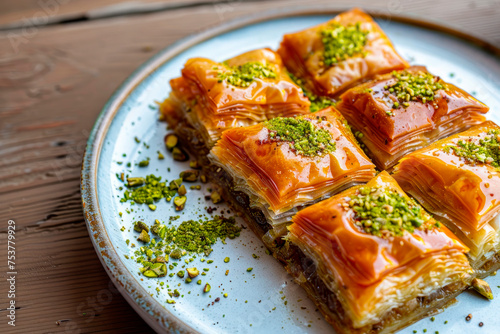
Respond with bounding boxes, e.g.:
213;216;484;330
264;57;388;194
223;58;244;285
217;61;277;87
264;117;336;157
345;186;438;237
443;130;500;168
135;216;241;260
384;70;448;109
134;216;241;280
122;174;189;205
288;72;336;112
321;22;369;67
121;174;175;204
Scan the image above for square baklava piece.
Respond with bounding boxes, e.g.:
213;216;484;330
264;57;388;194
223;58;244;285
278;8;408;97
337;66;489;170
286;171;472;334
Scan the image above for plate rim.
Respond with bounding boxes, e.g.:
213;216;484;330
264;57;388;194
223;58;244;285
80;6;500;334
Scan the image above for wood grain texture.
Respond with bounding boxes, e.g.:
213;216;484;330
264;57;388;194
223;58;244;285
0;0;498;333
0;0;211;27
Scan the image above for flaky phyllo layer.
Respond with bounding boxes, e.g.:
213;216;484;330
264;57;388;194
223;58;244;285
393;121;500;268
160;48;311;148
288;172;472;329
278;8;408;97
337;66;489;170
208;108;376;225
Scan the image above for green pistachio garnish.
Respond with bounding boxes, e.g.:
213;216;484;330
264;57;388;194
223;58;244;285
150;263;167;277
288;72;336;112
384;70;448;109
321;22;369;67
345;186;437;238
174;196;187;211
186;267;199;278
137;230;150;243
443;130;500;168
169;178;183;191
127;177;145;187
265;117;336;157
203;283;211;293
143;269;158;278
151;220;167;238
164;133;178;151
177;184;187;196
217;61;277;88
210;191;222;204
129;216;242;280
180;170;199;182
122;174;171;205
189;161;201;169
172;147;189;161
134;221;149;233
170;249;183;259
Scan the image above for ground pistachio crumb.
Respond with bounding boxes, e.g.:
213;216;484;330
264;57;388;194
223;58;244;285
132;216;242;279
321;22;368;66
346;186;438;238
288;72;336;112
443;130;500;168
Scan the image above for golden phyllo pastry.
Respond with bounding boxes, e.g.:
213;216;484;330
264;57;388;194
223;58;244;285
161;48;310;149
287;171;472;334
278;8;408;97
209;107;376;228
337;66;489;170
393;121;500;275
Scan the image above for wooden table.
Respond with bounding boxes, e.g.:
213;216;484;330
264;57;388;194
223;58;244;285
0;1;498;332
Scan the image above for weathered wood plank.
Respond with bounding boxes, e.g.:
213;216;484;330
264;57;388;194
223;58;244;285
0;0;217;27
0;224;154;333
1;0;499;46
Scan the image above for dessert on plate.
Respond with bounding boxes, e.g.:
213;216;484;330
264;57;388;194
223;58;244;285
286;172;473;334
393;121;500;276
278;8;408;97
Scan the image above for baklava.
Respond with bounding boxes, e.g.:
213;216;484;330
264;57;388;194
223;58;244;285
393;121;500;276
337;66;489;170
286;171;472;334
209;107;376;246
278;8;408;97
161;48;311;150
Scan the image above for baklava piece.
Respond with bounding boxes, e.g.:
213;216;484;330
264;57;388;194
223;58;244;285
287;171;472;334
278;8;408;97
337;66;489;170
393;121;500;276
161;48;311;150
209;107;376;246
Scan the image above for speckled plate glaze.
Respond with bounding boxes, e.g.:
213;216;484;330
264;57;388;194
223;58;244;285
81;7;500;334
